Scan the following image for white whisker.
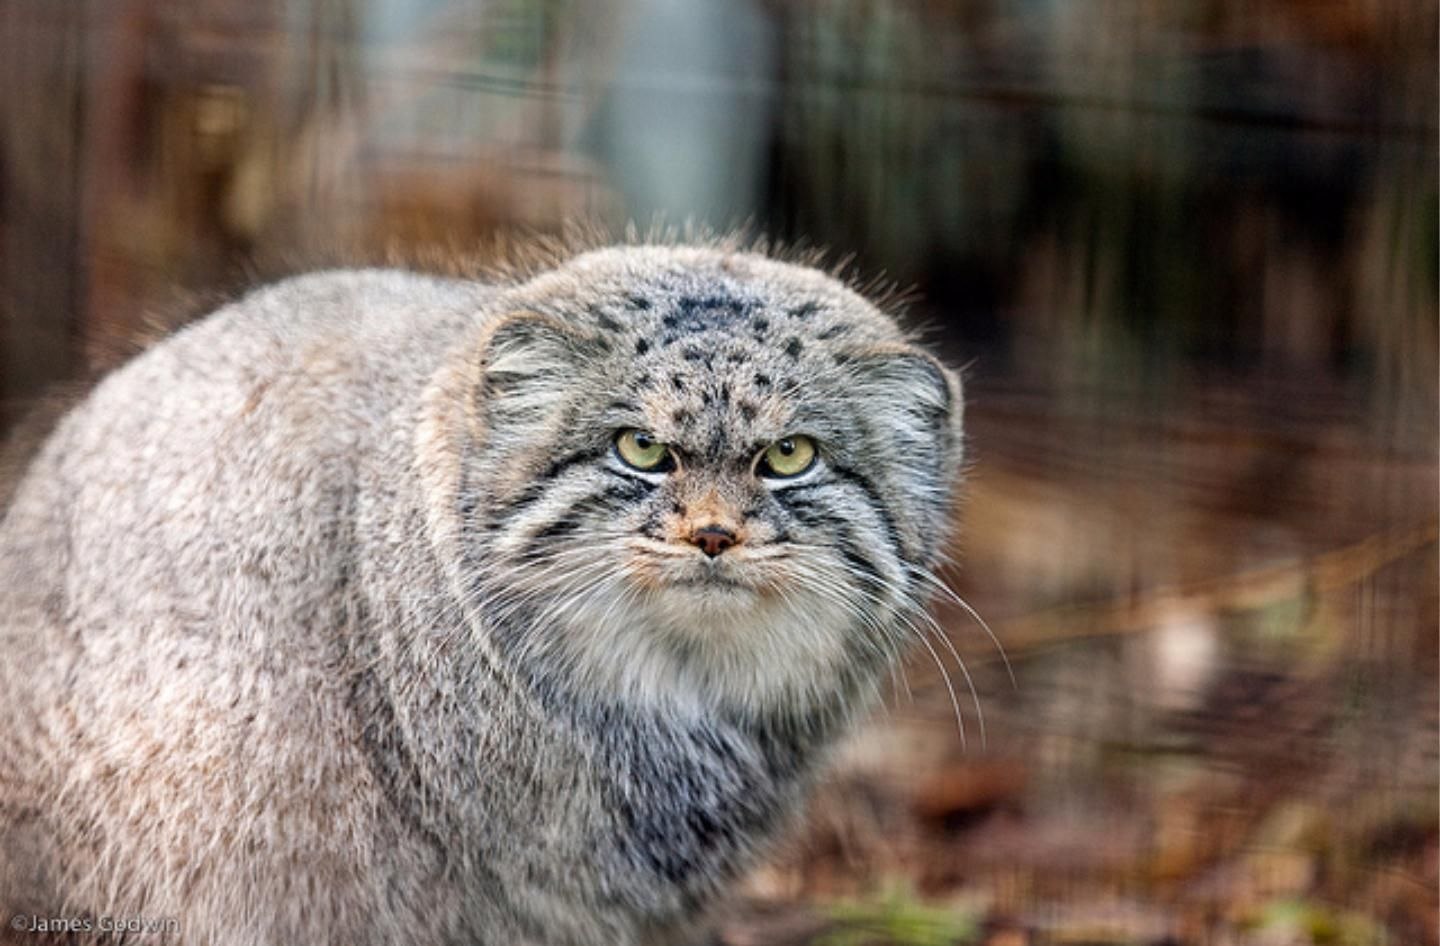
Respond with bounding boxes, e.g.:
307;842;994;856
910;565;1016;691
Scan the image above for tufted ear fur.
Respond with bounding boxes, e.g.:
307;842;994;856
476;311;607;435
840;344;965;560
844;344;963;452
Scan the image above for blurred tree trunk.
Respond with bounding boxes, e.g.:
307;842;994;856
0;0;87;432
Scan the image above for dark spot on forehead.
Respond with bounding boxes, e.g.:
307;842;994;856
753;372;771;389
719;384;731;405
683;294;750;315
738;402;758;422
681;348;705;363
789;301;821;319
670;373;686;391
784;337;803;359
817;324;851;340
658;293;756;339
635;338;650;355
627;295;652;310
672;408;693;426
752;317;769;333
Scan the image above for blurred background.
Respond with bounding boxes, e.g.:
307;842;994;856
0;1;1435;944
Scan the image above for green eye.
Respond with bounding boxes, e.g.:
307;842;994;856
758;435;817;479
614;429;673;472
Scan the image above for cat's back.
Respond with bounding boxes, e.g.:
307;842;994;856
69;267;491;455
4;267;489;528
1;267;494;657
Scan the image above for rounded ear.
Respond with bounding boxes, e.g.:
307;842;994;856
842;344;965;461
476;311;608;430
480;311;603;392
837;344;965;562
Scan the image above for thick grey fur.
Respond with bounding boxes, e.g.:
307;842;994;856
0;245;964;945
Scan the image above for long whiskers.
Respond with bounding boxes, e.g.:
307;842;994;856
833;575;974;749
909;565;1015;690
783;555;977;749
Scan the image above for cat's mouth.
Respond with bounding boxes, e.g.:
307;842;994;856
670;571;748;590
665;567;754;598
663;558;756;593
625;541;774;599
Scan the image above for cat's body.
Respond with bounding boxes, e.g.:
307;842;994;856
0;245;963;945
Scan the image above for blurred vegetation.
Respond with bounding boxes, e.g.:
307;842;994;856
0;2;1435;944
821;882;982;946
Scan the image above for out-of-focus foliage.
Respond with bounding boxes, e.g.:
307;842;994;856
821;882;982;946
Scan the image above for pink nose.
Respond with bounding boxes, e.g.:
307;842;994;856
691;526;736;558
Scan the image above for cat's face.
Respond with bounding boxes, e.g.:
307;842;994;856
462;247;964;718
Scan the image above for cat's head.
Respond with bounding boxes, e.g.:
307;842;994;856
459;246;964;720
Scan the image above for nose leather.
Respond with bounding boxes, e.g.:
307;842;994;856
691;526;736;558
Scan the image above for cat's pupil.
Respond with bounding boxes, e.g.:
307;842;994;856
777;440;794;455
635;433;653;450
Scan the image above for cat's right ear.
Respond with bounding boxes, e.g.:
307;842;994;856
475;311;605;430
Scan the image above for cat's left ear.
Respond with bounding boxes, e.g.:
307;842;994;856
843;344;964;457
840;344;965;559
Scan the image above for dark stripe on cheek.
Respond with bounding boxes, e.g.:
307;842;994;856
601;478;652;506
781;494;848;531
825;462;907;563
523;470;657;551
604;467;660;490
541;445;609;481
531;517;580;545
520;490;603;559
488;481;547;530
839;534;885;593
490;445;609;529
